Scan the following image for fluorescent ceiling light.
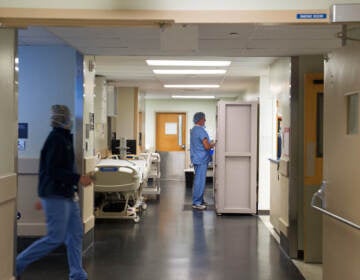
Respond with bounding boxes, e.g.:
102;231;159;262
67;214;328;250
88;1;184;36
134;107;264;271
172;95;216;99
153;69;226;75
146;60;231;66
164;84;220;88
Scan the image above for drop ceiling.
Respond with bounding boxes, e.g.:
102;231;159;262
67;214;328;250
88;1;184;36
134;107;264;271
18;23;342;99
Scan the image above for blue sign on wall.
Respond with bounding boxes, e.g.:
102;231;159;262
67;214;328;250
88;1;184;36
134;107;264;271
18;123;28;139
296;13;327;19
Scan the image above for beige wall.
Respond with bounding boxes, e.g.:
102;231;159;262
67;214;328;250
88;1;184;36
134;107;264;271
0;28;17;280
0;1;333;28
115;87;137;141
269;160;281;233
0;0;346;10
269;58;291;237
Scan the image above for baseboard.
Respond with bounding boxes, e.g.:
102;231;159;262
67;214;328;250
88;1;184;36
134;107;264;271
17;229;94;255
83;227;94;255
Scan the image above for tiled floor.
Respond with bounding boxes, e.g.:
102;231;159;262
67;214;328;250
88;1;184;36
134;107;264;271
259;215;322;280
19;180;305;280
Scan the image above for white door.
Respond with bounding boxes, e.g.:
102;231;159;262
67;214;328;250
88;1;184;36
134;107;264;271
322;43;360;279
215;101;258;214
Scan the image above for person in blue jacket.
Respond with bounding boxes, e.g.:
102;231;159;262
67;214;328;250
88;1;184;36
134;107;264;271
16;105;92;280
190;112;215;210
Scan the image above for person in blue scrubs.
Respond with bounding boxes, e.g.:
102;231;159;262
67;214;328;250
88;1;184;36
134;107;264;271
190;112;215;210
16;105;92;280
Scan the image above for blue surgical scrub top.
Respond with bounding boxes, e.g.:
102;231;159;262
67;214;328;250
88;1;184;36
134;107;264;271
190;125;211;165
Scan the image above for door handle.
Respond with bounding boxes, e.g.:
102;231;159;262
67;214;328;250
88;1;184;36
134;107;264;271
178;115;183;146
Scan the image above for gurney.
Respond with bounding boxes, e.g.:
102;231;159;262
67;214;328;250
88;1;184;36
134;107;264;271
93;164;142;222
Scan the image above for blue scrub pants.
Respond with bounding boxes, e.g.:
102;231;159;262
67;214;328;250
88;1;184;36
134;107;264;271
16;197;87;280
192;163;208;205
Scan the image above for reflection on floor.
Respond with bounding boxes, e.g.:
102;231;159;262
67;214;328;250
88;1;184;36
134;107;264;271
19;180;305;280
259;215;322;280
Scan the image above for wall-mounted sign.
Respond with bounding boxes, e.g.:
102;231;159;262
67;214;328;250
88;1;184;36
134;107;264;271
89;113;94;130
18;123;28;139
18;139;26;151
296;13;327;19
165;122;177;135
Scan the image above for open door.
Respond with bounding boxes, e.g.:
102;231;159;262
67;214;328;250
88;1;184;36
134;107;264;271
322;44;360;279
0;29;17;280
303;73;323;262
215;101;258;214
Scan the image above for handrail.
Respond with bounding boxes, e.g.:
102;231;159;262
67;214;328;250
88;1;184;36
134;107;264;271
311;182;360;231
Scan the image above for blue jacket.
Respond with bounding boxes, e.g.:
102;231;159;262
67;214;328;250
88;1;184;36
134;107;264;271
38;127;80;198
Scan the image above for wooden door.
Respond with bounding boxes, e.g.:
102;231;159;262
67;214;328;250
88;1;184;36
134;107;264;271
215;101;258;214
303;73;324;262
304;73;323;186
323;44;360;279
156;112;186;151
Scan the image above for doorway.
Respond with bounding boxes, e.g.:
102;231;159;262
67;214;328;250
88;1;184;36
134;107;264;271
303;73;324;262
156;112;186;179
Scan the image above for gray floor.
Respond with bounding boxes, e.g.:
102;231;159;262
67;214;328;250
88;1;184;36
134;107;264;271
20;180;304;280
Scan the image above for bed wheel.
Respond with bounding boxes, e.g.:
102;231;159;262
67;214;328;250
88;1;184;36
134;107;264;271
141;203;148;210
134;216;140;223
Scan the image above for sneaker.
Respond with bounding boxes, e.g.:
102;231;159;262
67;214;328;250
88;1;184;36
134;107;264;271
201;200;208;206
192;204;206;210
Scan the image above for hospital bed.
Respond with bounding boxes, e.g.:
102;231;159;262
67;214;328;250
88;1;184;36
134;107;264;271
94;163;142;222
93;154;151;222
107;153;151;184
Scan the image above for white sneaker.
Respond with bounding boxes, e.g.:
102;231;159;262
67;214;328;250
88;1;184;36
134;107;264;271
192;204;206;210
201;200;208;206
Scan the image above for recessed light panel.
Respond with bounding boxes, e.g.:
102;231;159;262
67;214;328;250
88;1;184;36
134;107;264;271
172;95;216;99
146;60;231;66
154;69;226;75
164;84;220;88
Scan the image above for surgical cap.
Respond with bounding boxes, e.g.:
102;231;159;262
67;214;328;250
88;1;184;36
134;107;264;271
51;104;71;128
193;112;205;124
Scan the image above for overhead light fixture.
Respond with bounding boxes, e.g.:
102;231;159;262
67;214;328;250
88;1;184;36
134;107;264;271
172;95;216;99
154;69;226;75
164;84;220;88
146;60;231;66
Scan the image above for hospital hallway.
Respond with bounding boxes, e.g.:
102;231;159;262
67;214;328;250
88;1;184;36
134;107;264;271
19;180;304;280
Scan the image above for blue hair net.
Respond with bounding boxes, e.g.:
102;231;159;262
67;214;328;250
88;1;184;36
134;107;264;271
193;112;205;124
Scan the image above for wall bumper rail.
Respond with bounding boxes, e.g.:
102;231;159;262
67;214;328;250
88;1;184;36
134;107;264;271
311;181;360;231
